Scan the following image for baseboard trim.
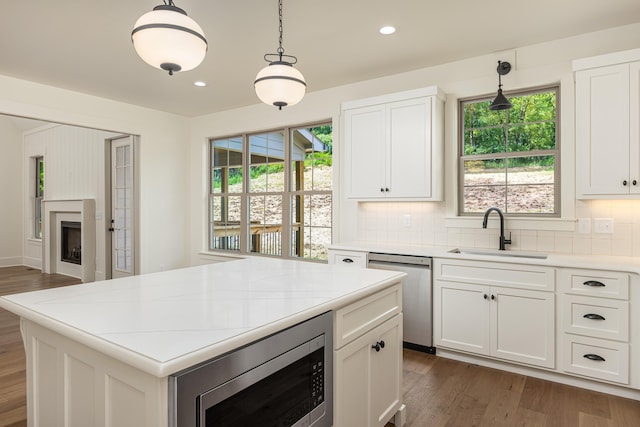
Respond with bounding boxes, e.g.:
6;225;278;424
0;257;24;268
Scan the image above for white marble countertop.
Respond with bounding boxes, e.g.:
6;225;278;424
0;257;405;378
329;241;640;274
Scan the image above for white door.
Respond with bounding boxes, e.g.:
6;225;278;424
111;136;135;278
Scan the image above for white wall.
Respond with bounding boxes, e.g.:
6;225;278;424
0;116;23;266
189;23;640;261
0;75;191;275
22;124;120;279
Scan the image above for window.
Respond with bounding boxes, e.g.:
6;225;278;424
34;156;44;238
459;86;559;216
209;123;332;261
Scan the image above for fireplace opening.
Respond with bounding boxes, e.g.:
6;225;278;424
61;221;81;265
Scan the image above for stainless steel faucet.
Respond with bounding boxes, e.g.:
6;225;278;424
482;207;512;250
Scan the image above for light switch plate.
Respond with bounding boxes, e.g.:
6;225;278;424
577;218;591;234
402;214;411;227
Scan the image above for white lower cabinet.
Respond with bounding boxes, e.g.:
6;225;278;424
434;280;555;368
334;284;404;427
559;268;632;385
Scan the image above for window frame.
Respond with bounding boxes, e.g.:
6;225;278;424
457;84;561;217
208;121;333;262
34;156;44;239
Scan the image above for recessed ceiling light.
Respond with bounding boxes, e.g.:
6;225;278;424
194;81;207;87
379;26;396;35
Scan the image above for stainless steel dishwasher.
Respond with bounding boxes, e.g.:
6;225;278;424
367;252;434;354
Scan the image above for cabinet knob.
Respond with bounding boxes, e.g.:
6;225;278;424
342;258;354;263
371;340;385;352
385;188;390;192
491;294;496;301
583;353;606;362
483;294;488;300
380;188;385;192
623;180;628;186
634;180;638;186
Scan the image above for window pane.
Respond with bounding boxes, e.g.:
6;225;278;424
210;195;242;251
291;126;333;191
463;127;506;155
212;137;243;194
507;122;556;152
508;91;557;124
463;159;506;213
506;156;555;214
463;100;506;128
290;194;331;261
249;195;282;256
249;132;285;193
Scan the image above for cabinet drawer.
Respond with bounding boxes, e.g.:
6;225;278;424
334;284;401;349
434;259;554;291
329;250;368;268
563;295;629;341
562;335;629;384
558;269;629;300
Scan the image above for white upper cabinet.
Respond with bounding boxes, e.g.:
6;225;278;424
574;49;640;198
342;87;445;201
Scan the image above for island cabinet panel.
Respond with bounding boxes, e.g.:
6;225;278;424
433;259;555;369
334;314;402;427
334;283;405;427
22;320;168;427
342;86;445;201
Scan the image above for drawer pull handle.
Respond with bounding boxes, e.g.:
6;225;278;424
371;340;385;352
342;258;354;263
583;353;606;362
583;280;605;287
583;313;606;321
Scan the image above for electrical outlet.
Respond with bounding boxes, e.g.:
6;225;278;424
402;214;411;227
594;218;614;234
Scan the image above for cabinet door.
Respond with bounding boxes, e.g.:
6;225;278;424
490;287;555;368
334;314;402;427
344;104;386;198
387;97;432;198
370;314;402;427
630;62;640;194
433;281;490;355
575;63;630;196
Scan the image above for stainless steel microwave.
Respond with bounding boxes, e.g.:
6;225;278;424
170;312;333;427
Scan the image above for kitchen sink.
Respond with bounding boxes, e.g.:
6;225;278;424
448;248;548;260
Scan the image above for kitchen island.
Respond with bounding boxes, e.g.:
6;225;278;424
0;257;406;427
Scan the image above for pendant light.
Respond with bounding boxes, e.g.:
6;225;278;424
254;0;306;109
489;61;513;111
131;1;207;76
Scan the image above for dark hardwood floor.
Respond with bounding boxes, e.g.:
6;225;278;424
1;266;639;427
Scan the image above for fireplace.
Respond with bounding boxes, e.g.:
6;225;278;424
61;221;82;265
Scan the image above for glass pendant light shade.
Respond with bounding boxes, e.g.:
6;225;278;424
254;61;306;109
131;4;207;75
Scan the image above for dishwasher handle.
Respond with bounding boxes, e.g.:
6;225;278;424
367;252;431;268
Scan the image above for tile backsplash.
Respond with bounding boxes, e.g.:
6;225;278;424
356;200;640;257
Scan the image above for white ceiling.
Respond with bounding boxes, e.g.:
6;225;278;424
1;0;639;118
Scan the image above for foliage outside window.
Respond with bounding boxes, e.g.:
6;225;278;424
34;157;44;239
459;86;559;216
209;123;332;261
